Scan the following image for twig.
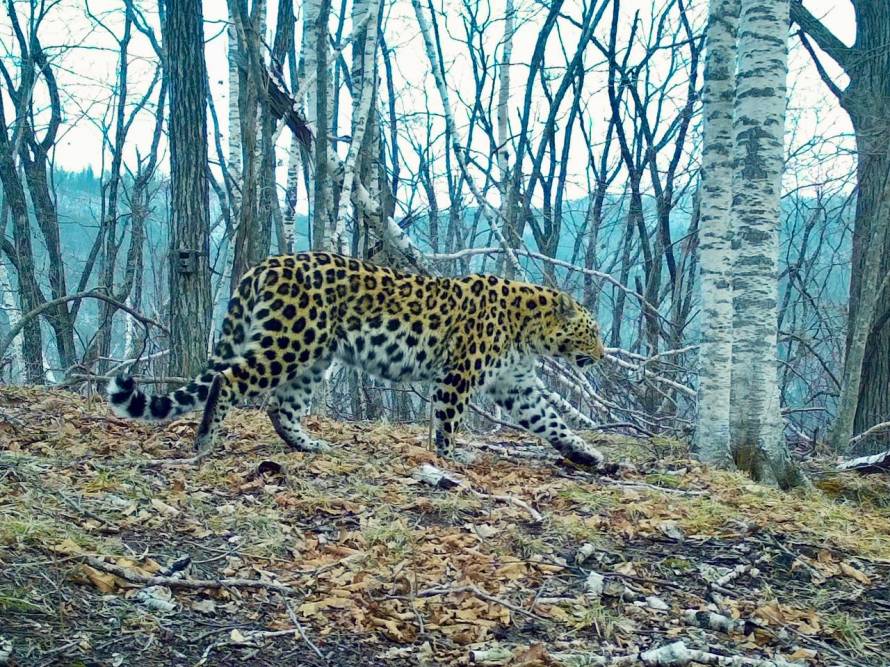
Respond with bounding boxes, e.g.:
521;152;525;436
598;478;706;496
468;488;544;523
194;627;315;667
82;555;300;595
0;290;167;364
286;601;326;661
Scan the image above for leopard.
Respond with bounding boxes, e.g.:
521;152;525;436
107;251;606;467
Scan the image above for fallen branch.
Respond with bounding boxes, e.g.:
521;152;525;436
83;555;299;596
683;609;744;634
838;446;890;473
598;478;704;496
413;463;462;489
471;641;804;666
848;421;890;448
566;641;801;666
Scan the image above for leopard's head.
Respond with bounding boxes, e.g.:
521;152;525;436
544;292;604;368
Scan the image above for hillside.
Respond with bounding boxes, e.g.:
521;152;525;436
1;387;888;666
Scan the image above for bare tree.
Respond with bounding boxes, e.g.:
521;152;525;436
791;0;890;452
729;0;802;487
695;0;738;469
163;0;212;377
0;0;86;380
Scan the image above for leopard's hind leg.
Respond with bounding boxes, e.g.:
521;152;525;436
267;360;332;452
194;356;280;456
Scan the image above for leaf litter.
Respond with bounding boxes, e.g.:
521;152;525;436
1;386;889;666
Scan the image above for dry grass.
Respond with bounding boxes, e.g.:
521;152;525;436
1;386;889;666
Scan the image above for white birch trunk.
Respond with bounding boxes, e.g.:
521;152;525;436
0;260;22;381
695;0;739;469
331;0;381;253
299;0;322;132
729;0;798;487
496;0;514;187
299;0;323;242
227;22;243;214
282;133;300;251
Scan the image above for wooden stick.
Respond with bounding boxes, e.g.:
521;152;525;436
83;555;299;596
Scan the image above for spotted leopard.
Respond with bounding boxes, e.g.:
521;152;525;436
107;252;606;467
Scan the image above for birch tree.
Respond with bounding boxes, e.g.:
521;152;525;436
695;0;738;469
729;0;801;487
0;260;22;380
331;0;382;253
227;22;242;216
228;0;266;288
311;0;333;251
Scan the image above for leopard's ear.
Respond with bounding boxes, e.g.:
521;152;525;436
556;293;578;321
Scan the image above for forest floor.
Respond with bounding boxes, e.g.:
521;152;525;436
1;387;890;667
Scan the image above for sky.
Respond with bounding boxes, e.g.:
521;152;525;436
0;0;859;212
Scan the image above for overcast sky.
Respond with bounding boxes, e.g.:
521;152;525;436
0;0;858;210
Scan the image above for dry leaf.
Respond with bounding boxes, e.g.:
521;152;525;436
51;538;85;556
150;498;180;516
839;562;870;585
509;643;558;667
192;599;217;614
786;647;818;661
78;564;121;593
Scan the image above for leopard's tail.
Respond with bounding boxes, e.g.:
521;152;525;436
106;266;262;422
106;372;218;422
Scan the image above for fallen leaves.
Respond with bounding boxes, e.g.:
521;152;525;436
754;601;822;635
3;387;890;666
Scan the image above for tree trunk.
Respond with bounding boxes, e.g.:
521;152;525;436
228;0;269;289
791;0;890;451
227;22;243;216
331;0;381;253
163;0;212;378
0;102;44;383
312;0;332;250
695;0;738;469
829;141;889;451
0;257;22;380
729;0;802;487
844;8;890;450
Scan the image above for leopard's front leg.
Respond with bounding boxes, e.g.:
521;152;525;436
486;369;604;468
431;370;475;460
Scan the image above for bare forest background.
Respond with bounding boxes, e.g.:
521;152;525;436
1;0;888;483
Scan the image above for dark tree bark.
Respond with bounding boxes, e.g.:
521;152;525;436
792;0;890;449
0;3;77;377
163;0;212;378
0;99;44;383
